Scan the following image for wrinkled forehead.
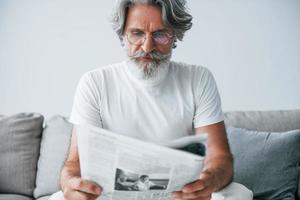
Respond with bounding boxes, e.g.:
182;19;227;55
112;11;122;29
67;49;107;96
124;4;168;32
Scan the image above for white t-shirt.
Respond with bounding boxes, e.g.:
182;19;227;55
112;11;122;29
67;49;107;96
69;60;224;143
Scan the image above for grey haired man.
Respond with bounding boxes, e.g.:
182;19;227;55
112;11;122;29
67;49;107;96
50;0;253;199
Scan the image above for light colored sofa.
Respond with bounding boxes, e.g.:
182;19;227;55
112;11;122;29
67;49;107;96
0;110;299;200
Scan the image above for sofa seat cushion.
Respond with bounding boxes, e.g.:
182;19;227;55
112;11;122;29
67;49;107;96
0;194;33;200
227;126;300;200
36;195;51;200
0;113;44;196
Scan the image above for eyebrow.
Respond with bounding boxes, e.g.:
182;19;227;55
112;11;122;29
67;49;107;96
128;28;170;33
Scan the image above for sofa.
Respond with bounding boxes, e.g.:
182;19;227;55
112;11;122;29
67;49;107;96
0;110;299;200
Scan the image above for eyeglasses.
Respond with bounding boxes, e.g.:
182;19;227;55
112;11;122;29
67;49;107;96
125;30;173;46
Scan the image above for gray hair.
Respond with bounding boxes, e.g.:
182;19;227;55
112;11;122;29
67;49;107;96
111;0;193;48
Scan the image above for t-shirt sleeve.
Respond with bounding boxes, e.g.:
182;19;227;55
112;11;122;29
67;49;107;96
69;72;102;127
193;68;224;128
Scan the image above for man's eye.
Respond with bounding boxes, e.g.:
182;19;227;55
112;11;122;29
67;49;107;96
132;31;144;37
153;32;167;39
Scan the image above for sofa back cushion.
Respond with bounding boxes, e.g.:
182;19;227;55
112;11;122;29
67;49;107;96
34;115;72;198
0;113;44;196
224;110;300;199
227;127;300;199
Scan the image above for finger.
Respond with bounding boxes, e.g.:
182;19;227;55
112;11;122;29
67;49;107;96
182;180;206;193
180;189;212;199
183;169;216;193
181;195;211;200
171;191;182;199
69;177;102;196
199;170;213;181
63;188;99;200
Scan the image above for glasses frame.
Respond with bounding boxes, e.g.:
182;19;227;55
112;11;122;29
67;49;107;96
125;30;174;46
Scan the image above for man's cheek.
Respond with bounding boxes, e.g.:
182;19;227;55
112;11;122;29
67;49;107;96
129;46;139;56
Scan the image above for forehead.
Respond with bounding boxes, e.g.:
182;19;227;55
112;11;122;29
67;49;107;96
125;4;166;31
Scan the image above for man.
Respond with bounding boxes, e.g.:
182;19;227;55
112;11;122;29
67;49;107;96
50;0;253;200
115;172;136;191
133;175;166;191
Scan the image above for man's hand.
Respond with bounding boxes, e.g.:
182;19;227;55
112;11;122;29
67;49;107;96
62;176;102;200
171;170;218;200
60;128;102;200
171;121;233;200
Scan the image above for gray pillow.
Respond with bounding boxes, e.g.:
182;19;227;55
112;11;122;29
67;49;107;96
0;113;44;196
227;127;300;200
0;194;33;200
34;115;72;198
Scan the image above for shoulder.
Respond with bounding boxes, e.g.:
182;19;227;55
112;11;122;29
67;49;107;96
84;62;125;78
170;61;214;82
79;62;125;84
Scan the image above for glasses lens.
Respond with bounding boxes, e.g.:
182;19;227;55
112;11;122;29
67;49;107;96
126;31;172;45
153;32;171;44
127;32;144;45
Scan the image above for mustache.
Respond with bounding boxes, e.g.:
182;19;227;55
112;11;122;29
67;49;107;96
129;50;171;62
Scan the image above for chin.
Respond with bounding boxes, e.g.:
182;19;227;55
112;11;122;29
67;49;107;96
139;58;153;64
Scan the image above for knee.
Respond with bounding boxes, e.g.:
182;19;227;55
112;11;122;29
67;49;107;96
232;183;253;200
215;182;253;200
49;190;64;200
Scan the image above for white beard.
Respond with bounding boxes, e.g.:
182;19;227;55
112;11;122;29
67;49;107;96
124;45;172;80
132;58;170;80
127;59;170;83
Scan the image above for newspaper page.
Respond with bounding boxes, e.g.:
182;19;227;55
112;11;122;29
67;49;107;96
77;125;206;200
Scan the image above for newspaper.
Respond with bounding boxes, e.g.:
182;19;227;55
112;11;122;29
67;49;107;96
77;125;207;200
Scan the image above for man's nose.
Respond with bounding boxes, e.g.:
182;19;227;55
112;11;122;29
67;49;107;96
141;35;155;54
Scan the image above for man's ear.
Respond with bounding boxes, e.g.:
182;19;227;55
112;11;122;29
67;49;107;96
172;38;177;49
120;36;125;46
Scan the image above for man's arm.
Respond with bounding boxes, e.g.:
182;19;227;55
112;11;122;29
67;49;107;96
60;127;102;200
195;121;233;190
172;121;233;200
